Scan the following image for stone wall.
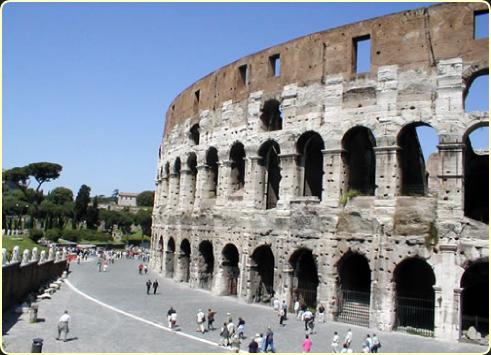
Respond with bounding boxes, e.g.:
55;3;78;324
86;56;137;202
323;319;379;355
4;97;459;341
151;3;489;342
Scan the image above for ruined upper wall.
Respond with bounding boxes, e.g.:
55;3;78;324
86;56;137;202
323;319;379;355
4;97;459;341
164;2;488;136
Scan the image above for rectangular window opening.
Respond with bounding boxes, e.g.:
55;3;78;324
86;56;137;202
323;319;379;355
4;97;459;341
474;10;489;39
194;89;200;103
354;35;371;74
239;64;248;86
269;54;281;77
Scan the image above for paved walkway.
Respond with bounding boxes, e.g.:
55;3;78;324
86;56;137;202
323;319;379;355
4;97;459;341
2;258;488;353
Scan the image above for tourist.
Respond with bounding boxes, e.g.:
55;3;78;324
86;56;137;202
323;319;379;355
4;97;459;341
248;338;259;353
97;258;102;272
170;310;178;330
279;307;286;326
196;309;206;333
231;333;241;353
152;280;159;294
362;334;372;353
331;331;340;353
371;334;381;353
237;317;246;338
317;303;325;323
167;306;176;328
207;308;216;330
146;279;152;295
102;260;108;272
227;318;236;340
220;322;230;346
138;263;143;274
264;326;276;353
302;334;312;353
144;265;148;274
56;310;70;342
340;343;353;353
281;300;288;320
273;297;280;312
343;329;352;348
302;308;313;331
294;299;300;319
254;333;264;353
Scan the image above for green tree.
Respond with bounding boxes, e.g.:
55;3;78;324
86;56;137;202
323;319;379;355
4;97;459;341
46;187;73;205
74;184;91;227
136;190;155;207
134;208;152;236
86;196;99;230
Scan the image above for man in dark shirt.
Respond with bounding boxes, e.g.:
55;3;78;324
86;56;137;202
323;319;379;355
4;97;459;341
248;339;259;353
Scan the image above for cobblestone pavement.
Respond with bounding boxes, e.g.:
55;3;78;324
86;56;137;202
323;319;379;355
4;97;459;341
2;257;488;353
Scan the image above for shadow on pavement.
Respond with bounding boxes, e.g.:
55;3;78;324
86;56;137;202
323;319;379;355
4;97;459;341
2;309;22;335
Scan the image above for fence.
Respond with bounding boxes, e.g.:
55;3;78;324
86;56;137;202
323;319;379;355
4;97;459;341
461;314;489;338
395;296;434;337
336;289;370;327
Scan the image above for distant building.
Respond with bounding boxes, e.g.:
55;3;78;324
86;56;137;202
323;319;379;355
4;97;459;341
118;192;138;207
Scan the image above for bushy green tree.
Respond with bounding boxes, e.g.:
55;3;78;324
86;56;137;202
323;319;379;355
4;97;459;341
86;196;99;229
136;191;155;207
134;208;152;236
74;185;91;226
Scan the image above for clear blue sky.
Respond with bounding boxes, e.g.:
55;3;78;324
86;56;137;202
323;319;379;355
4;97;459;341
3;2;488;196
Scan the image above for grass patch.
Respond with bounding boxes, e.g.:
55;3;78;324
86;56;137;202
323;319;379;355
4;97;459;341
2;236;48;254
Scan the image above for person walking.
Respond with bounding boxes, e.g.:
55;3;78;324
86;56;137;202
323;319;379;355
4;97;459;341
331;331;340;353
227;318;236;343
371;334;381;353
138;263;143;274
302;309;313;331
254;333;264;353
248;338;259;353
220;322;230;346
264;326;276;353
144;265;148;274
152;280;159;295
207;308;216;330
196;309;206;333
167;307;176;328
146;279;152;295
302;334;312;353
362;334;372;353
340;343;353;353
343;329;352;348
294;299;301;319
237;317;246;339
56;310;70;342
281;300;288;320
317;304;325;323
279;307;286;326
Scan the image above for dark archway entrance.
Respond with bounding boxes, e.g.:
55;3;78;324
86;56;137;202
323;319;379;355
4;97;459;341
187;153;198;207
342;126;376;195
460;261;489;340
260;99;282;131
394;258;435;336
198;241;214;290
289;248;319;308
179;239;191;283
230;142;246;196
165;237;176;278
206;147;219;198
336;252;371;326
250;245;275;303
158;236;164;272
222;244;240;296
258;140;281;209
297;131;325;199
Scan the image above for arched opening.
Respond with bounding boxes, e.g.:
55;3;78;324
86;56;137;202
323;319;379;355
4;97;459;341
394;258;435;336
260;99;282;131
464;124;489;224
397;123;439;196
222;244;240;296
190;123;200;145
289;248;319;308
464;69;489;112
342;126;376;196
258;140;281;209
336;252;371;326
173;158;181;207
206;147;219;198
198;240;214;290
158;236;164;272
250;245;275;303
187;153;198;207
179;239;191;283
460;260;489;340
165;237;176;278
229;142;246;196
297;131;325;199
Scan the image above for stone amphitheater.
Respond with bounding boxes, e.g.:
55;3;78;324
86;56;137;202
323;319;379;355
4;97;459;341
150;3;489;342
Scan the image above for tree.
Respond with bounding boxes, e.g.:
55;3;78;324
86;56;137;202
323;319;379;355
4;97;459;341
134;208;152;236
86;196;99;230
111;189;119;203
136;191;155;207
74;185;91;226
47;187;73;205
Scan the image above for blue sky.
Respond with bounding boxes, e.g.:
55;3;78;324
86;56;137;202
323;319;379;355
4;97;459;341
3;2;488;196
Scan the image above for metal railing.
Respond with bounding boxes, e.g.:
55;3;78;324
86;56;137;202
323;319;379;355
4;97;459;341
395;296;434;337
461;314;489;338
336;289;370;327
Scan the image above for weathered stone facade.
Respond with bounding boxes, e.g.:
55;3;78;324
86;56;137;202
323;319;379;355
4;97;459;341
151;3;489;342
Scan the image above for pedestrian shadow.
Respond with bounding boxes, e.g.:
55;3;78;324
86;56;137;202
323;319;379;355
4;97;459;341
64;337;78;342
35;318;46;323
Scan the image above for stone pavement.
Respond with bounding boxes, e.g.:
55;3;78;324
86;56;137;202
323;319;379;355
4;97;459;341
2;257;488;353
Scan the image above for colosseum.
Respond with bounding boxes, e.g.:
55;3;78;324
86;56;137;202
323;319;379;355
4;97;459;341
150;3;489;343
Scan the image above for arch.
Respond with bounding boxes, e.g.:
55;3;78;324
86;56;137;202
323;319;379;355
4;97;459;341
342;126;376;196
229;141;246;194
460;260;489;339
189;123;200;145
179;239;191;283
258;140;281;209
164;162;170;176
198;240;214;290
289;248;319;308
335;251;371;326
250;245;275;303
173;158;181;176
393;257;435;335
296;131;325;199
463;123;489;224
464;68;489;112
187;153;198;206
397;122;438;196
221;243;240;296
157;236;164;272
206;147;219;198
165;237;176;278
260;99;282;131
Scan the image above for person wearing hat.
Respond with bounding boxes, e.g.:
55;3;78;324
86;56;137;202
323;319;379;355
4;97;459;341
254;333;264;352
196;309;206;333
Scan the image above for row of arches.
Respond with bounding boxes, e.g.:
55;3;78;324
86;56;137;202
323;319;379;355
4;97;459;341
158;122;488;223
154;236;488;338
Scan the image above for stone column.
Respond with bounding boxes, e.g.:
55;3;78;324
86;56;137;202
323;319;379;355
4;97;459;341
277;153;299;209
321;149;345;207
437;142;465;220
279;267;294;311
216;160;232;206
179;167;194;212
160;177;169;210
194;164;208;210
374;145;400;200
453;287;463;340
167;173;179;211
244;156;264;209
